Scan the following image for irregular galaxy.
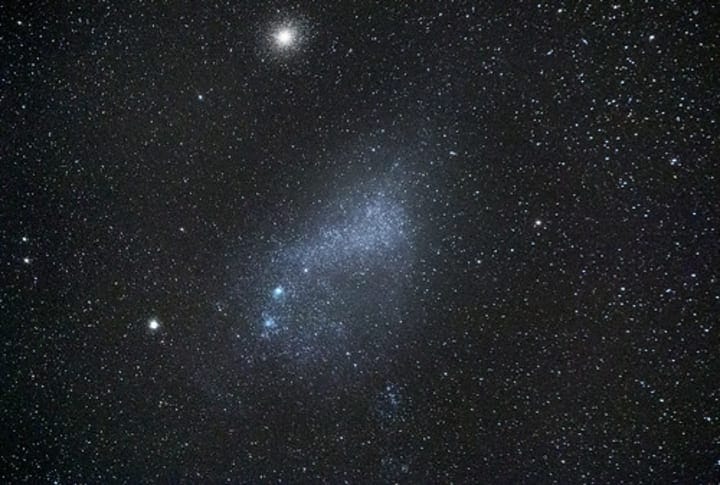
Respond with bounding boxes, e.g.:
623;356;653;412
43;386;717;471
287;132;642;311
250;189;414;365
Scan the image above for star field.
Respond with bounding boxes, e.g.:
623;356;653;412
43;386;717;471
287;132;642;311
1;2;719;483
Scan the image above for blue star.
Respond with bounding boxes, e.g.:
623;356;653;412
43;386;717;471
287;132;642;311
263;316;277;329
272;286;284;299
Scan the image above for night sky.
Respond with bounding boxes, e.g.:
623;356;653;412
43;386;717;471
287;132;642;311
2;1;719;483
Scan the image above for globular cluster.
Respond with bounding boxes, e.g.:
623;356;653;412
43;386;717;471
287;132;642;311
2;2;719;483
260;15;313;63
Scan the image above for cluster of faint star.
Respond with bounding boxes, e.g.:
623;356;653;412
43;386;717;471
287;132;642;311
250;191;411;353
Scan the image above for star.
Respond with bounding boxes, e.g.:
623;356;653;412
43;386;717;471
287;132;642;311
263;316;277;329
22;257;31;264
148;318;160;330
272;286;284;298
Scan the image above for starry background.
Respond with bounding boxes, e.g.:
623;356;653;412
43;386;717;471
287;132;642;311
2;1;719;483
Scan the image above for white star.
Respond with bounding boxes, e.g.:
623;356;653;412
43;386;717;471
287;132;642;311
148;318;160;330
22;257;31;264
274;28;295;47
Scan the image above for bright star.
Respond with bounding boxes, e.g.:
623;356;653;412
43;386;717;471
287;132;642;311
272;286;284;298
274;28;295;47
148;318;160;330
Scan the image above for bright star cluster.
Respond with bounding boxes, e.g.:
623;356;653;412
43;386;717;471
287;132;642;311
274;28;295;47
262;17;311;59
